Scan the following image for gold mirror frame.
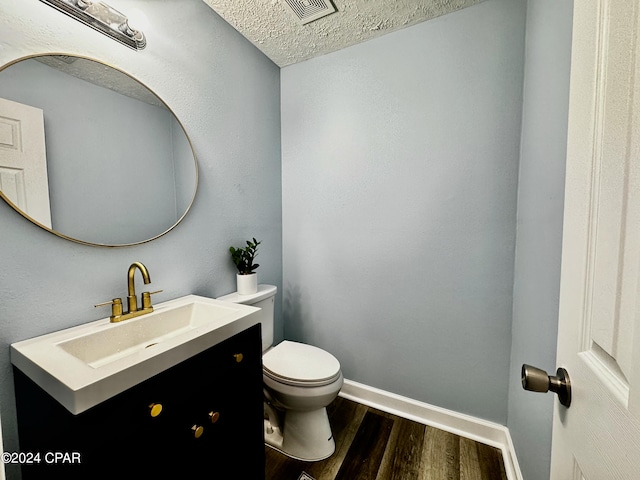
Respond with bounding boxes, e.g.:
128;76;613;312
0;53;198;247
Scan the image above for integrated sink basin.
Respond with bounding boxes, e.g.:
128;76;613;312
58;300;242;368
11;295;261;414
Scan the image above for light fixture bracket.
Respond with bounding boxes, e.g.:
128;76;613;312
39;0;146;50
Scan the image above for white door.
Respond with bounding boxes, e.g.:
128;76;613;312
550;0;640;478
0;97;51;228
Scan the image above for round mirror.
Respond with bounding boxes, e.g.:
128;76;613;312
0;54;197;246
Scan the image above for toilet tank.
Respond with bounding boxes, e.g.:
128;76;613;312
217;284;277;352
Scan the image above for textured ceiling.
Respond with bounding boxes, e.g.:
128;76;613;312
36;55;165;108
203;0;485;67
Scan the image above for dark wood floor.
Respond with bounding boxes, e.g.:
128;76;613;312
265;396;508;480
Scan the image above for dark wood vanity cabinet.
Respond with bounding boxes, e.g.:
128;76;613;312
14;324;265;479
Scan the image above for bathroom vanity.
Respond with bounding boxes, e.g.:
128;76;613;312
13;324;265;479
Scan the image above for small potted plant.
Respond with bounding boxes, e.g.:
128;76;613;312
229;237;261;294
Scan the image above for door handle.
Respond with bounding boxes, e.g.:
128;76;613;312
521;364;571;407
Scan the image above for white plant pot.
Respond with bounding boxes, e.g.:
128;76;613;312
237;273;258;295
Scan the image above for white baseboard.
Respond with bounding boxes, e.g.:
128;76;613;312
339;379;523;480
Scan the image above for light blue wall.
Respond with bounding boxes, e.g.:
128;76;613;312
0;1;281;478
508;2;574;480
281;0;527;424
173;114;196;218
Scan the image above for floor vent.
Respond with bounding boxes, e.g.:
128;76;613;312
283;0;336;25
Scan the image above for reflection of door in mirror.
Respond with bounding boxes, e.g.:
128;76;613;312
0;97;52;228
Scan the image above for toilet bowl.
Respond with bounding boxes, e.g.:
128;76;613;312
263;340;344;460
217;285;343;461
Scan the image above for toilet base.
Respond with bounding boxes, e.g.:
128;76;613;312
264;407;335;462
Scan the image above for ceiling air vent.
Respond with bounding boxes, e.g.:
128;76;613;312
50;55;78;64
283;0;336;25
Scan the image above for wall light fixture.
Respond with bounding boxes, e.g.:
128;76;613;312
39;0;147;50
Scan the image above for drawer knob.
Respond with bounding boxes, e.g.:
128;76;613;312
233;353;243;363
209;411;220;424
191;425;204;439
149;403;163;417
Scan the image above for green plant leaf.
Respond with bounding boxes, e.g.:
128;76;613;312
229;238;261;274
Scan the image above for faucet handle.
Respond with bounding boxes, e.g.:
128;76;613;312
95;298;123;319
141;290;163;309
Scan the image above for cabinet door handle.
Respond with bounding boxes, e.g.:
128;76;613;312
209;411;220;424
233;353;244;363
191;425;204;438
149;403;163;417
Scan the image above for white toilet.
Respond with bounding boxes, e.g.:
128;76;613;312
218;284;343;461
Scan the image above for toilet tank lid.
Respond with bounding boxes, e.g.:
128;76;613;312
217;284;277;305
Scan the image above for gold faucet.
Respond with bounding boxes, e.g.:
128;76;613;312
95;262;162;323
127;261;151;313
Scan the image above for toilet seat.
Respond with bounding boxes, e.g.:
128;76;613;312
263;341;341;387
